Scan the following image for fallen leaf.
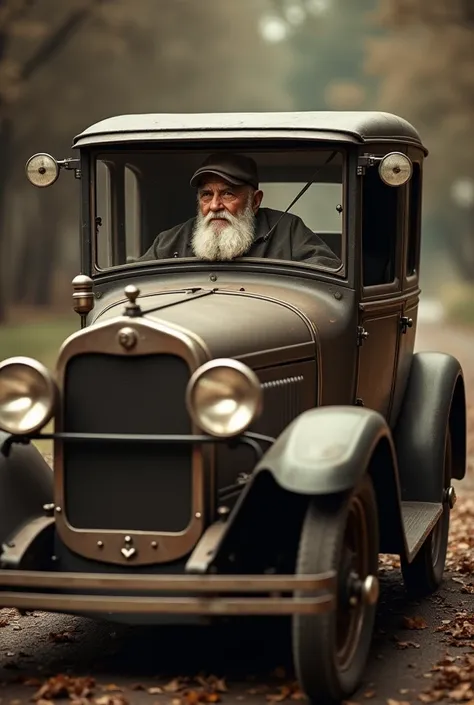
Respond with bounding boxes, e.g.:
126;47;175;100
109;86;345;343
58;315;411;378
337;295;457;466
94;696;129;705
396;640;421;650
401;616;428;630
164;678;187;693
48;631;76;643
33;675;95;701
266;684;304;703
100;685;122;692
266;687;293;703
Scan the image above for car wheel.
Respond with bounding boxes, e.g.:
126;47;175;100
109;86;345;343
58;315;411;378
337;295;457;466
401;427;452;597
292;474;379;705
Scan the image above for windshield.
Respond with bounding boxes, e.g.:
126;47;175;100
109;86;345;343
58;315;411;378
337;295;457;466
93;147;345;274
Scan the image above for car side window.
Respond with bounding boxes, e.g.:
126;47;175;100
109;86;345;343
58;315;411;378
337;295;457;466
406;163;421;277
362;167;400;287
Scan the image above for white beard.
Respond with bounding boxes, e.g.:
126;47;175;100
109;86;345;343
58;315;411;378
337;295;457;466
192;200;256;261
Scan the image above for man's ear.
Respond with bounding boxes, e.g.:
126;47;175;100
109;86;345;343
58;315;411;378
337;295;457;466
252;189;264;213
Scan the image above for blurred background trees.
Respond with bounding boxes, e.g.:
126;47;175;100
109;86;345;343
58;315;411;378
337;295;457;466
0;0;473;322
364;0;474;283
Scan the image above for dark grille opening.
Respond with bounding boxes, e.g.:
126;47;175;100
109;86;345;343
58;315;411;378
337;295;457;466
63;353;192;533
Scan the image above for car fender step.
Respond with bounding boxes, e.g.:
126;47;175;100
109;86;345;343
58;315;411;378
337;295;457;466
401;501;442;560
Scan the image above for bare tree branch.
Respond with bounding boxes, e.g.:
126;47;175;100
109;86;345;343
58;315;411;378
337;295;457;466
20;0;110;81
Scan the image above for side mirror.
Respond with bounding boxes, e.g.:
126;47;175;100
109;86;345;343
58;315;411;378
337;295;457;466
378;152;413;187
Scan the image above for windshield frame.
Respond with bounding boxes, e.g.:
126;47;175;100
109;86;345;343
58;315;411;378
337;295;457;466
85;140;349;281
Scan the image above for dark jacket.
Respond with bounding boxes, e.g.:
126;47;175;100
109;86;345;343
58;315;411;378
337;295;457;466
140;207;340;269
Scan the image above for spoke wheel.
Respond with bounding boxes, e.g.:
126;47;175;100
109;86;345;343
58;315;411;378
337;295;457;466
292;475;379;705
401;428;453;597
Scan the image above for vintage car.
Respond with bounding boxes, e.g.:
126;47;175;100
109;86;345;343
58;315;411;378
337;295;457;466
0;111;466;704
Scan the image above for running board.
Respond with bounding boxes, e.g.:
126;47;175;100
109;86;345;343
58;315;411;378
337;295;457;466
401;501;443;561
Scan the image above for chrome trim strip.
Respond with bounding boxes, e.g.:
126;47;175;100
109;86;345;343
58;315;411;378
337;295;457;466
0;569;336;592
0;592;334;616
0;570;336;615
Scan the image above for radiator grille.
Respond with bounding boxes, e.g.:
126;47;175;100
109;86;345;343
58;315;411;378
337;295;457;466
63;353;192;533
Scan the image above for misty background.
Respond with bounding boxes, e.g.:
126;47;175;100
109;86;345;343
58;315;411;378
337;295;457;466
1;0;473;360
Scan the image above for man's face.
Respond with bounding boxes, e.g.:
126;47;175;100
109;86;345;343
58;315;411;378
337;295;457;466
192;177;263;261
197;178;260;226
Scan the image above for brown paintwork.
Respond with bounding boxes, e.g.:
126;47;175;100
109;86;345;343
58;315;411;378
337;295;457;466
91;273;358;407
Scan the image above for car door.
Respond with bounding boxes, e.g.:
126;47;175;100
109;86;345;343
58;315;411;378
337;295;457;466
355;157;405;416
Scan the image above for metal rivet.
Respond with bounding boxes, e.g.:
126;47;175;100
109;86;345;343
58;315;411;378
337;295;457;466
97;541;104;548
195;512;202;519
334;291;342;300
151;541;158;549
51;555;58;562
55;506;62;513
217;506;230;517
124;535;132;543
209;274;217;282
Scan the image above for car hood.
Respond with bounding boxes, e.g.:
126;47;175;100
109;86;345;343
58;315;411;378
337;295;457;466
92;287;316;366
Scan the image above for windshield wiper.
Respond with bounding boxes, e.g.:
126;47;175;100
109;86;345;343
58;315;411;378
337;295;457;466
140;287;215;316
262;150;338;242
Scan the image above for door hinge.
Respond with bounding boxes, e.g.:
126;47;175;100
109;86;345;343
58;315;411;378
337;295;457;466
400;316;413;334
357;326;369;346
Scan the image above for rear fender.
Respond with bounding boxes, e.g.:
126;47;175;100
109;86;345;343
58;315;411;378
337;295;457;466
394;352;466;501
0;435;53;547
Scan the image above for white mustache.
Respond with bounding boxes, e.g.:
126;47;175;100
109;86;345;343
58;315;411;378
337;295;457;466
206;210;231;222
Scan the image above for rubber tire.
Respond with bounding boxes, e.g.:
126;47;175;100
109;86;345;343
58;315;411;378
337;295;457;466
401;428;452;597
292;475;379;705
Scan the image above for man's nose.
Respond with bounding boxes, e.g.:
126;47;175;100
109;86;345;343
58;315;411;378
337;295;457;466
209;194;224;211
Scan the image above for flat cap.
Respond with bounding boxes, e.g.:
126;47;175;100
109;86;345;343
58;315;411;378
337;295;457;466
190;153;259;190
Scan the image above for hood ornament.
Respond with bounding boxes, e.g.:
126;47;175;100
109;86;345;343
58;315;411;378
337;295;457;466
124;285;142;317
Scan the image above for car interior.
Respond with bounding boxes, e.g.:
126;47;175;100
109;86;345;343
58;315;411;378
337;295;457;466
94;146;345;270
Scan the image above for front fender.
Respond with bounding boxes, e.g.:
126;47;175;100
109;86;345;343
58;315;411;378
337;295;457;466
255;406;393;495
0;435;53;546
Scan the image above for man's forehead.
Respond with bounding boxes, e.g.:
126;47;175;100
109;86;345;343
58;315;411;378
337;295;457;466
198;177;244;191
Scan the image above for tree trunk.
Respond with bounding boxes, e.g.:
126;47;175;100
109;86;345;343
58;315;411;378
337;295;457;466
0;115;12;323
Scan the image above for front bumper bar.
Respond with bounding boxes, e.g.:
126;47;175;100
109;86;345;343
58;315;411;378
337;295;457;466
0;570;336;615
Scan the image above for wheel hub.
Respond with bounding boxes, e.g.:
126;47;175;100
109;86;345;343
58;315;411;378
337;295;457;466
348;572;379;607
443;486;457;508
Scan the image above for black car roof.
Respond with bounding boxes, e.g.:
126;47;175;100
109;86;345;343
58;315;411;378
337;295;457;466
73;111;427;153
